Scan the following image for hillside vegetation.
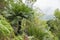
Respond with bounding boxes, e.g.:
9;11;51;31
0;0;60;40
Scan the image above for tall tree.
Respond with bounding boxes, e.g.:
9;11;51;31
2;0;34;35
47;9;60;40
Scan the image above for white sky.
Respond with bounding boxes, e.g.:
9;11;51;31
33;0;60;15
23;0;60;20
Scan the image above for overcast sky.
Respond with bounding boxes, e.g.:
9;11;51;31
33;0;60;15
23;0;60;20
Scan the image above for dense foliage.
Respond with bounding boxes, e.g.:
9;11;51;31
0;0;60;40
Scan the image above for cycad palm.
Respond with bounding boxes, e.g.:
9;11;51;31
2;0;34;35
